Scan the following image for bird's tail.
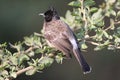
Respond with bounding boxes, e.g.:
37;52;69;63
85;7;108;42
73;47;91;74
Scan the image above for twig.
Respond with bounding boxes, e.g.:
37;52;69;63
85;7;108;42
16;66;34;76
114;21;120;24
25;47;33;53
86;41;99;46
7;66;34;80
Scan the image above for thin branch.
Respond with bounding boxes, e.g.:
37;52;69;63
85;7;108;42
16;66;34;76
114;21;120;24
86;41;99;46
7;66;34;80
104;26;112;31
25;47;33;53
86;41;120;49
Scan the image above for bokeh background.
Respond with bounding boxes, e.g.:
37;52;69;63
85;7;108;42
0;0;120;80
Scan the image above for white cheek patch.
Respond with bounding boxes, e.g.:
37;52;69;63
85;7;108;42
70;38;78;49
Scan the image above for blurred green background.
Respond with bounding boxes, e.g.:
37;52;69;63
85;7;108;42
0;0;120;80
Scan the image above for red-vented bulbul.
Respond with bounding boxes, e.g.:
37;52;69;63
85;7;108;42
40;7;91;74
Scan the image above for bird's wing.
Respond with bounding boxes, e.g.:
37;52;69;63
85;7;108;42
51;38;72;58
44;20;73;58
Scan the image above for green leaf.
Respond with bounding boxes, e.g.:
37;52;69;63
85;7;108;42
117;11;120;17
28;51;35;57
115;37;120;43
68;1;81;7
106;0;116;4
108;35;113;39
18;54;29;65
110;10;116;16
65;10;75;25
110;19;115;30
84;0;95;7
94;45;103;51
9;42;23;52
35;49;42;54
94;40;110;51
94;46;101;51
90;25;96;30
10;56;18;65
0;43;7;48
94;28;104;41
0;77;4;80
115;1;120;9
26;67;37;75
117;27;120;34
10;72;17;78
91;9;104;26
55;54;63;64
90;7;98;13
38;64;45;70
39;57;54;67
81;42;88;49
104;40;110;45
1;70;8;76
108;45;115;50
103;31;109;38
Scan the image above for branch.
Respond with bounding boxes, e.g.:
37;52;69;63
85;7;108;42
25;47;33;53
86;41;120;49
7;66;34;80
115;21;120;24
86;41;99;46
16;66;34;76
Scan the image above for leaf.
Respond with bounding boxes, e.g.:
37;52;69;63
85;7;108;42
35;49;42;54
106;0;116;4
65;10;75;24
108;35;113;39
0;43;7;48
65;10;72;20
117;11;120;17
94;29;104;41
1;70;8;76
26;67;37;75
94;40;109;51
94;45;103;51
89;25;96;30
38;64;45;70
103;31;109;38
84;0;95;7
55;54;63;64
9;42;23;52
110;10;116;16
91;9;104;26
108;45;115;50
94;46;101;51
81;42;88;49
10;72;17;78
39;57;54;67
28;51;34;57
110;19;115;30
0;77;4;80
117;27;120;34
90;7;98;13
18;54;29;65
68;1;81;7
10;56;18;65
115;37;120;43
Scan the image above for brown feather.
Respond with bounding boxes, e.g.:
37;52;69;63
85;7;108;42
43;20;73;58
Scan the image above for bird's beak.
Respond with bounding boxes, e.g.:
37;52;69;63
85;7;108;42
39;13;45;17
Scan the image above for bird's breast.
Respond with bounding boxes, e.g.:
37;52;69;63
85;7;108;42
43;20;68;41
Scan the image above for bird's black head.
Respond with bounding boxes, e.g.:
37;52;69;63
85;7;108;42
43;7;60;22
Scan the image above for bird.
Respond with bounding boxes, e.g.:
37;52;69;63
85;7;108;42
39;7;91;74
